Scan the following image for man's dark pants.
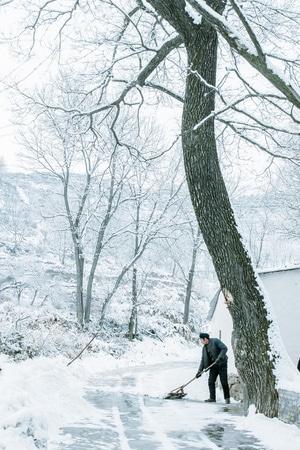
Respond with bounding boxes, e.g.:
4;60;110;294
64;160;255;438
208;363;230;400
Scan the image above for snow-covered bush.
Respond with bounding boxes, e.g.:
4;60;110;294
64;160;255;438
0;299;201;363
0;303;87;360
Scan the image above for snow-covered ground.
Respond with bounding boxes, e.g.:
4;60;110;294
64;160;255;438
1;337;300;450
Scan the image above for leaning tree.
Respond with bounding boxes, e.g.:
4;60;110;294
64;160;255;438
144;0;299;417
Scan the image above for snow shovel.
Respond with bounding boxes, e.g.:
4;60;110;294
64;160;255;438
164;362;216;399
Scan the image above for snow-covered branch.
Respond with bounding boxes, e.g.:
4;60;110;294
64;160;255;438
85;34;184;116
186;0;300;109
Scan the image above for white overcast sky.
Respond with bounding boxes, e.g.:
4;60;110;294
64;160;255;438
0;5;55;172
0;51;14;169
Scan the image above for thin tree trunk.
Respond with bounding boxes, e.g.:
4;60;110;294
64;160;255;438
62;164;90;325
128;266;138;340
183;227;201;324
98;227;150;329
84;156;118;323
75;246;84;324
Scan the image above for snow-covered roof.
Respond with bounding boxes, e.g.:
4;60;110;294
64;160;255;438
258;265;300;275
207;287;221;321
207;265;300;320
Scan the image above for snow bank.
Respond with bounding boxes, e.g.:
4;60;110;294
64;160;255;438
1;334;300;450
0;355;100;449
0;336;198;449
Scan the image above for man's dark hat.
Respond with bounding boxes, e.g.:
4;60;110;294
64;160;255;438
199;332;209;339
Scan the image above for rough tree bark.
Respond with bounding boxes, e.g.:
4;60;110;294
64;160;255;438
147;0;279;417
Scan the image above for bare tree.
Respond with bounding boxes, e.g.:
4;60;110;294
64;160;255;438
275;154;300;241
165;201;205;326
125;155;185;339
182;226;202;324
0;178;30;254
18;101;132;324
0;157;6;176
142;0;299;418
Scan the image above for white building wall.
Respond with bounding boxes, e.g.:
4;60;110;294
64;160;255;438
210;267;300;373
259;268;300;366
209;296;236;373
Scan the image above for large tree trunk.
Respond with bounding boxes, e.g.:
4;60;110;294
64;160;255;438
182;24;278;417
148;0;279;417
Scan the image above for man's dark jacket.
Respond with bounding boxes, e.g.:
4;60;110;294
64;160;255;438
198;338;228;373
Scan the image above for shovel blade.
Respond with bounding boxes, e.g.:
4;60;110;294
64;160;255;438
164;391;187;399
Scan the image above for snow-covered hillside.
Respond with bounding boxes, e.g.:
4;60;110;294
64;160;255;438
1;171;300;448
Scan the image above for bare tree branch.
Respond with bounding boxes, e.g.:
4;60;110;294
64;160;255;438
84;34;184;116
186;0;300;109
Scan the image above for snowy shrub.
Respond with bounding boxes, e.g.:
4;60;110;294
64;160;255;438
0;302;87;360
0;266;207;363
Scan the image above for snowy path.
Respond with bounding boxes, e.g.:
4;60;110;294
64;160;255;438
50;361;269;449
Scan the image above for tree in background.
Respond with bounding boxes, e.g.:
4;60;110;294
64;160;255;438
125;153;185;339
275;146;300;247
0;157;6;176
164;194;205;326
18;87;190;327
18;99;133;324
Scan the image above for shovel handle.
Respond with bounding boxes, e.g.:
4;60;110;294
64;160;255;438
170;376;196;394
181;376;197;389
170;361;217;394
202;362;216;373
